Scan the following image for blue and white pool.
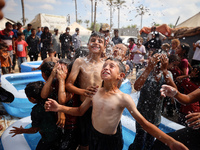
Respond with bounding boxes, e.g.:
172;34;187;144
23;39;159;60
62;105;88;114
21;61;42;72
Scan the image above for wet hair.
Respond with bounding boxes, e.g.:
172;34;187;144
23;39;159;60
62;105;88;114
58;59;71;76
17;32;24;36
168;54;180;64
47;48;55;53
5;22;12;27
25;81;46;103
31;28;36;32
41;61;55;78
180;43;190;58
102;57;126;88
88;31;105;45
27;24;32;27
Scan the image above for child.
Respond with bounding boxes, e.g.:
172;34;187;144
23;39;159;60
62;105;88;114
65;32;105;150
9;81;62;150
152;84;200;150
129;52;177;150
15;32;28;72
40;60;79;150
0;41;12;74
45;58;188;150
32;48;59;71
161;43;170;54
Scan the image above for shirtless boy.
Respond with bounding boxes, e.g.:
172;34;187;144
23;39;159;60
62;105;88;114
45;58;188;150
65;32;105;150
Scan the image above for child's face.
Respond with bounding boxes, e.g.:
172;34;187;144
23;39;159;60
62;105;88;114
88;36;105;54
112;44;127;60
101;60;120;80
18;35;23;40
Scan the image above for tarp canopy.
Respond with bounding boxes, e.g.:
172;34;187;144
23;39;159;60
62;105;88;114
176;12;200;28
0;18;15;30
29;13;92;35
68;22;92;35
140;24;172;37
29;13;68;33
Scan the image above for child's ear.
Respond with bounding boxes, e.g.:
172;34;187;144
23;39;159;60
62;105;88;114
118;72;125;80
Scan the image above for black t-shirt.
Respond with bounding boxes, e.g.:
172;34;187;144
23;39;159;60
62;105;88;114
26;35;39;52
59;33;72;50
41;32;52;49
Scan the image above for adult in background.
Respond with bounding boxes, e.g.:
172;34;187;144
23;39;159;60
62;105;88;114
12;23;18;39
191;40;200;66
132;37;146;73
146;26;166;52
17;22;23;33
59;27;72;59
112;29;122;45
36;27;43;55
26;28;40;61
72;28;81;59
40;26;52;60
52;28;61;58
23;24;32;41
0;21;15;73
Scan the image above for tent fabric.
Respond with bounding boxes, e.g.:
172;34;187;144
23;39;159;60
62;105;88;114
68;22;92;35
0;18;15;30
176;12;200;28
29;13;92;35
139;24;172;37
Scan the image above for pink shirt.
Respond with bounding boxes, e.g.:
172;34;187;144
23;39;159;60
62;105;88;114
132;45;146;64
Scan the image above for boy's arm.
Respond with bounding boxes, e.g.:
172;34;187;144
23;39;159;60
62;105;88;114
123;94;188;150
40;63;58;99
134;53;160;91
9;125;39;137
45;97;92;116
160;85;200;104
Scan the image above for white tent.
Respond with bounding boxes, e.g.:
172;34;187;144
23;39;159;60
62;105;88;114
176;12;200;28
29;13;68;33
68;22;92;35
0;18;15;30
29;13;92;35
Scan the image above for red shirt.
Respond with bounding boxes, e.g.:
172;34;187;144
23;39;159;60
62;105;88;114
0;29;14;51
15;40;28;57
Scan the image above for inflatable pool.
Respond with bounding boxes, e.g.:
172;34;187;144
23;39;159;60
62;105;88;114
119;78;132;94
1;72;44;118
1;92;184;150
21;61;42;72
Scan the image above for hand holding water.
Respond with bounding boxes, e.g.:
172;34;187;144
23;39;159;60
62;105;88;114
160;85;177;97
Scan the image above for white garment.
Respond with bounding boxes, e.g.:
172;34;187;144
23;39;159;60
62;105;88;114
132;45;146;64
192;40;200;61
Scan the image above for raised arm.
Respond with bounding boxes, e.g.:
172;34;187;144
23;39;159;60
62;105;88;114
123;94;188;150
134;53;160;91
45;97;92;116
160;84;200;104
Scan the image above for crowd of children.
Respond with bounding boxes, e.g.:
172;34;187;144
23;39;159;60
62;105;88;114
0;22;199;150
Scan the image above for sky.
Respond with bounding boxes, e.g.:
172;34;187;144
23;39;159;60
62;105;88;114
2;0;200;30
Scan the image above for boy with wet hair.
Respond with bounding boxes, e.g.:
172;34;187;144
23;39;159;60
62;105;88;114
65;31;105;150
10;81;62;150
45;58;188;150
32;48;59;71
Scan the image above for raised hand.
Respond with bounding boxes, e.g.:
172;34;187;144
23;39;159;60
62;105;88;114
147;53;161;69
160;85;178;97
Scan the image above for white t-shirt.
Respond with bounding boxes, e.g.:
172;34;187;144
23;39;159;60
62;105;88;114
193;40;200;61
132;45;146;64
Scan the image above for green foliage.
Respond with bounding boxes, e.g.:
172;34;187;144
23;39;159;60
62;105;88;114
88;22;101;31
77;19;83;24
168;23;175;28
123;24;137;28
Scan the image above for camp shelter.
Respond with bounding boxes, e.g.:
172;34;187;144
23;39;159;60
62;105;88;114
29;13;68;33
0;18;15;30
68;22;92;35
176;12;200;28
